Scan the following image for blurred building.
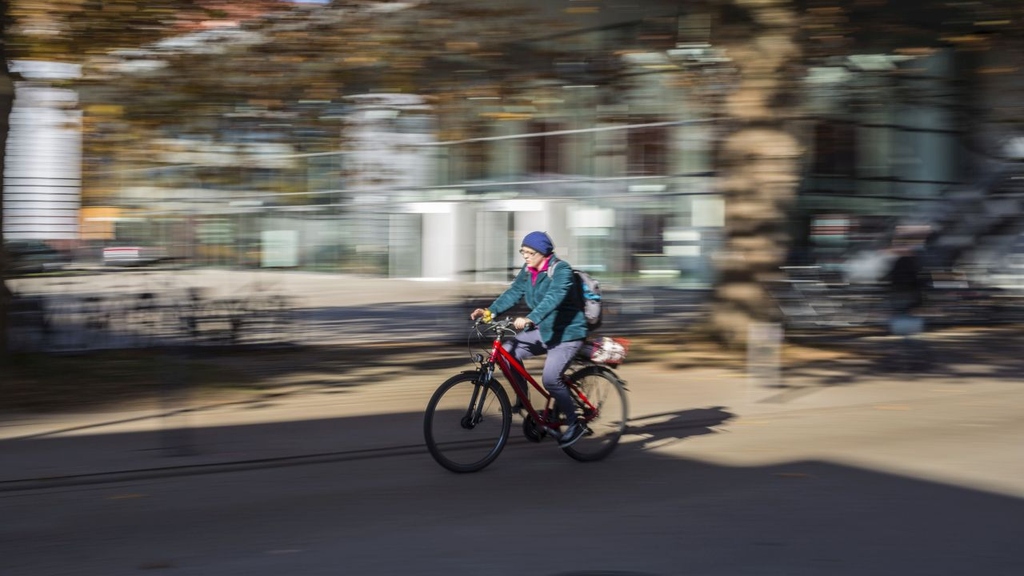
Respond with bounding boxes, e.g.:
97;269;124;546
801;44;1024;284
10;3;1024;288
68;9;725;284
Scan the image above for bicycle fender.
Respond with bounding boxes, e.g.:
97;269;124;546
568;364;627;390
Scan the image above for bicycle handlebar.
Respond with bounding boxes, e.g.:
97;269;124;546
473;317;532;337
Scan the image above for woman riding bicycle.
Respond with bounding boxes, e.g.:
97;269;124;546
470;231;588;448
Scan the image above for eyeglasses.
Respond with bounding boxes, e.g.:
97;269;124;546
519;249;540;257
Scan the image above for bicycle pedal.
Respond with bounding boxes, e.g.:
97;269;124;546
542;426;563;440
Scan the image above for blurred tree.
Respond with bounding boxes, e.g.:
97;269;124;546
73;1;641;213
75;2;549;146
703;0;804;347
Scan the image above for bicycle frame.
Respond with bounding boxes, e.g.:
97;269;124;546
480;332;599;428
424;320;627;472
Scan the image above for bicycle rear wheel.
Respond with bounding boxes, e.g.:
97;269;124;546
562;366;628;462
423;372;512;473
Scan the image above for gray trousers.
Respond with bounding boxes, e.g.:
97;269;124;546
503;329;583;426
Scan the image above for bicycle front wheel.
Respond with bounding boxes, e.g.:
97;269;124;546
562;366;628;462
423;372;512;473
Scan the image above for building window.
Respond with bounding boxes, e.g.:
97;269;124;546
633;213;666;255
462;134;489;179
526;121;564;174
627;124;669;176
813;121;856;177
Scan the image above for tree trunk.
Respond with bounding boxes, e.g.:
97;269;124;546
708;0;804;348
0;0;13;361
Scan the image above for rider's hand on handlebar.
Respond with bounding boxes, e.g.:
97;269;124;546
513;317;533;331
470;308;492;322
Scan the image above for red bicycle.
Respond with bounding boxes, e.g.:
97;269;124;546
423;317;629;473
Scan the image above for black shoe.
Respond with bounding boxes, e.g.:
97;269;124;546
511;399;525;414
558;422;586;448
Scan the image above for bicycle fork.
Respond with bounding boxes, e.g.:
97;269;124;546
461;368;494;430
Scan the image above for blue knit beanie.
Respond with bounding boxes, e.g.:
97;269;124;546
522;231;554;255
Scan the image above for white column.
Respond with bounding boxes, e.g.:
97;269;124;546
3;63;82;240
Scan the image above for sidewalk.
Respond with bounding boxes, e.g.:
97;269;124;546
3;327;1021;490
7;268;708;351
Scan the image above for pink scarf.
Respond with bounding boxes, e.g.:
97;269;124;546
529;256;552;285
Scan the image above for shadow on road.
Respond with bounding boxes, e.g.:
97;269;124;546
1;403;1022;575
623;406;736;451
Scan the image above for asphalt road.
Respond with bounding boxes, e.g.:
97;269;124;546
3;382;1023;576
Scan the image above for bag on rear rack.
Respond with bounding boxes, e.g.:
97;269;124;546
582;336;629;366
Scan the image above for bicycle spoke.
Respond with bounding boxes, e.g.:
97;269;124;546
562;367;628;462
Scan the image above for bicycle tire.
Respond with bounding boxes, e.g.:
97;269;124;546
561;365;628;462
423;372;512;473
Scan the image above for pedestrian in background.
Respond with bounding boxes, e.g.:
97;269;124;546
882;227;929;370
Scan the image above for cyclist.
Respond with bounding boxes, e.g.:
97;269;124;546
470;231;588;448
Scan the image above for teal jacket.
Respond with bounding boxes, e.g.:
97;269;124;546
488;255;588;345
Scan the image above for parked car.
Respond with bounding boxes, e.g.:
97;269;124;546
3;240;72;274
